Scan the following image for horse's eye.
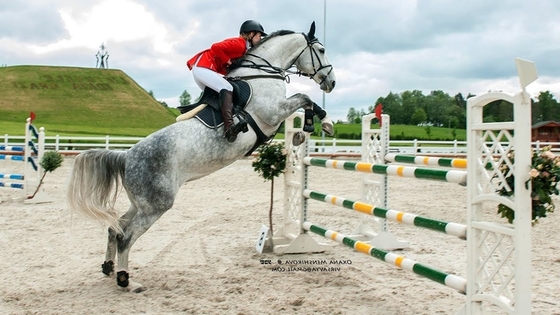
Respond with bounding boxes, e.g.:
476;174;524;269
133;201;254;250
319;48;325;54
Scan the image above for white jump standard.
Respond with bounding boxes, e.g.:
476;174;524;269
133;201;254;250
0;117;50;203
274;58;536;314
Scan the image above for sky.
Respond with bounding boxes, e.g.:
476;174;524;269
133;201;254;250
2;0;560;121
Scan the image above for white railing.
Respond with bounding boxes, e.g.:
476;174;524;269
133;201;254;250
2;133;559;157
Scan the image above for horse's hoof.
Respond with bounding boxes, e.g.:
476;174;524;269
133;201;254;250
321;117;334;136
102;260;114;276
116;270;145;293
125;280;146;293
292;131;306;146
117;283;145;293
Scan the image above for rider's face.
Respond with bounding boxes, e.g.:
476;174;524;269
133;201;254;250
251;32;262;46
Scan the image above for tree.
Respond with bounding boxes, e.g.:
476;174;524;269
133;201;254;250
534;91;560;123
411;108;427;125
252;143;287;247
452;93;467;129
347;107;359;123
424;125;432;139
373;92;404;124
179;90;192;106
425;90;452;126
401;90;424;125
31;151;63;199
148;90;155;98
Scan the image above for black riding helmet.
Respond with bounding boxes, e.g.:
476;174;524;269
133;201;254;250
239;20;267;36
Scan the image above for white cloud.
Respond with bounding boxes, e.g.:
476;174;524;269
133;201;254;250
29;0;175;54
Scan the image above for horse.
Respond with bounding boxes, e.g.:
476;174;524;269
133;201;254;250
67;21;336;292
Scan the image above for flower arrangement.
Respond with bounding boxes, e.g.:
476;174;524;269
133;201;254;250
497;146;560;224
252;142;287;238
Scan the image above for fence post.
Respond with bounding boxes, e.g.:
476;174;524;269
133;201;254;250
453;139;457;154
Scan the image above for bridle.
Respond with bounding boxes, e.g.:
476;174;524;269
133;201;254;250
290;34;334;86
227;33;333;85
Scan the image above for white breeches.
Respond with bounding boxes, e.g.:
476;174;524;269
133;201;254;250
192;66;233;93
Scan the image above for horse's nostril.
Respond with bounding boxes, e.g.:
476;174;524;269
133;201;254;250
332;81;336;88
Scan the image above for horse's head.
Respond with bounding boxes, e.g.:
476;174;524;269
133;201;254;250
294;21;336;93
236;22;336;93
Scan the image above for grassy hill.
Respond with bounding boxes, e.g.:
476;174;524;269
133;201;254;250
0;65;177;136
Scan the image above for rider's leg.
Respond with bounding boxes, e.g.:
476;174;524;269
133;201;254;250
192;66;247;141
219;89;248;142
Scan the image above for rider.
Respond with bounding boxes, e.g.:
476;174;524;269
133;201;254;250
186;20;267;142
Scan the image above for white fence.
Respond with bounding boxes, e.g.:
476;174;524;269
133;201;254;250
2;133;559;157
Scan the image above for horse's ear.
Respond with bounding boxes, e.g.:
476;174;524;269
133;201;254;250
308;21;316;40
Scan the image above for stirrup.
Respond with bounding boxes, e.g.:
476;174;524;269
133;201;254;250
236;116;249;133
225;129;237;142
224;121;248;143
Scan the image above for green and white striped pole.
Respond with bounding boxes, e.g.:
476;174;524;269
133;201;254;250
384;153;467;169
302;221;467;294
303;189;467;239
303;157;467;184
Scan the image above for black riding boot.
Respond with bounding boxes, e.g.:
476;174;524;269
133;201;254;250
220;89;247;142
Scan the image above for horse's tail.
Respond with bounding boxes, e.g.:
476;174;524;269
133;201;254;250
67;149;127;233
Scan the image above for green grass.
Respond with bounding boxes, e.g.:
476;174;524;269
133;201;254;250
327;123;466;141
0;65;177;136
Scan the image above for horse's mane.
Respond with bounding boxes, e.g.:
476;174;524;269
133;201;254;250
228;30;295;73
249;30;295;51
226;30;297;73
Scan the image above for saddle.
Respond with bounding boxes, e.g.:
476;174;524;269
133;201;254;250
176;80;252;129
175;78;318;156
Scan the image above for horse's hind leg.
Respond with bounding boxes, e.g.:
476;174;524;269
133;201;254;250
102;228;117;276
115;210;166;292
102;205;138;276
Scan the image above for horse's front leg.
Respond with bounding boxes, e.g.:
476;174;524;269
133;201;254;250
311;102;334;136
264;93;313;125
287;94;334;136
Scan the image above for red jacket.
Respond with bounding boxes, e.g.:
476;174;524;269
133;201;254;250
187;37;247;75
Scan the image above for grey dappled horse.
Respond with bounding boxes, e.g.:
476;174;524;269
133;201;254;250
67;22;336;292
